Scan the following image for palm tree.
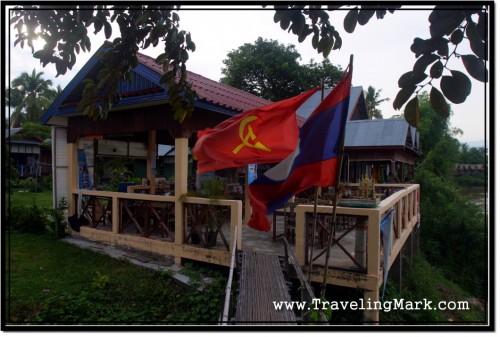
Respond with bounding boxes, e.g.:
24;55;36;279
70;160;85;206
7;69;54;128
364;85;389;119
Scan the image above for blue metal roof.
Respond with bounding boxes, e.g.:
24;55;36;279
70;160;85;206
344;118;414;148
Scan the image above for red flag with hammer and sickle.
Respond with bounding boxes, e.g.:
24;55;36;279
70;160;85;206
193;88;319;174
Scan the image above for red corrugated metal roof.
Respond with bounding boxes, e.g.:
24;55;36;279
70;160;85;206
137;52;271;112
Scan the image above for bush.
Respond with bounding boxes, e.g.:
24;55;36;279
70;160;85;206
46;197;68;239
41;175;53;190
18;177;44;193
7;202;50;234
415;169;486;298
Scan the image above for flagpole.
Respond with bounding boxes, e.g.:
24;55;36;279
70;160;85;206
307;80;325;284
320;55;353;298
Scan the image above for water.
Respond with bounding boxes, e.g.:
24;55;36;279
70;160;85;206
461;186;488;215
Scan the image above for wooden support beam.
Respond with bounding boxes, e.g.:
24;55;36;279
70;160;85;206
67;142;79;216
174;137;189;265
146;130;157;194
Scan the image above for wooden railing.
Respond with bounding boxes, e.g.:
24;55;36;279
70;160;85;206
70;189;242;266
294;184;420;290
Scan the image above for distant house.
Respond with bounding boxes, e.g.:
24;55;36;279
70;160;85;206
5;128;52;178
296;88;420;183
343;118;421;183
454;163;485;176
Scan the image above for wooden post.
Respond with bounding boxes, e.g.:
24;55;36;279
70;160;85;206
363;288;380;322
174;137;189;265
354;217;367;269
146;130;157;194
244;167;251;226
365;212;381;287
112;195;119;234
67;141;79;215
295;205;306;266
389;252;402;293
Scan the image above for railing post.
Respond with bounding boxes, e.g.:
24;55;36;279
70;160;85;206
364;209;380;322
354;217;367;269
230;201;243;252
365;210;380;279
112;195;119;234
295;205;306;266
174;137;189;265
67;142;79;216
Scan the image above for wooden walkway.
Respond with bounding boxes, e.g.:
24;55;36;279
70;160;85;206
235;251;296;324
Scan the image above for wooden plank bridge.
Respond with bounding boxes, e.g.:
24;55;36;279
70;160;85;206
235;251;296;324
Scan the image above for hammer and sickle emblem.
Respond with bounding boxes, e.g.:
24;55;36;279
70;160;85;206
232;116;271;155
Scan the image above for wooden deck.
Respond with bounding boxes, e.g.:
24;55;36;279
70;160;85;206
235;251;296;324
68;183;420;322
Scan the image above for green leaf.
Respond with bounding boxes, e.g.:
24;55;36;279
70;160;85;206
404;96;419;127
393;86;416;110
466;22;486;60
430;87;450;118
322;37;334;58
429;12;464;38
357;9;375;26
155;52;167;64
461;54;487;82
104;22;112;39
344;8;358;33
290;12;305;35
440;70;472;104
398;71;427;88
280;11;291;30
311;32;319;49
273;10;283;23
450;29;464;45
436;42;448;57
429;61;443;78
94;20;103;34
477;11;486;42
413;54;440;74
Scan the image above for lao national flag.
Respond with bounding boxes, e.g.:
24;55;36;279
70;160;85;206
193;88;319;174
248;65;353;231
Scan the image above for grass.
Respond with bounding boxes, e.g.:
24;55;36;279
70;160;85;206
5;189;230;325
379;256;486;324
7;189;53;209
5;233;227;325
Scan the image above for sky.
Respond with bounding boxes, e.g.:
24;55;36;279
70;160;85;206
6;5;489;147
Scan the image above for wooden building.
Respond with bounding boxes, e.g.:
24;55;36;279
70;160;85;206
5;128;52;178
344;118;421;183
40;46;271;207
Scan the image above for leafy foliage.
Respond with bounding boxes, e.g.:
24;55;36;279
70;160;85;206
458;144;487;164
221;37;343;101
10;5;196;123
391;6;488;126
267;5;488;127
10;122;51;141
414;93;486;298
364;86;389;119
7;201;50;234
6;69;56;127
11;5;488;127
